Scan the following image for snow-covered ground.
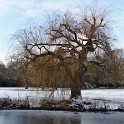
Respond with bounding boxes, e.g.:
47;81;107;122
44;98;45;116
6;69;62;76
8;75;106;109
0;87;124;110
0;87;70;99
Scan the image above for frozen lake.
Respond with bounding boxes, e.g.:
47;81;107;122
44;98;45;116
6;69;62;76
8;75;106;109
0;110;124;124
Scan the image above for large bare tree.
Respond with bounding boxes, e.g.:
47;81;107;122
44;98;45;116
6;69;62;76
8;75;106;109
13;8;112;98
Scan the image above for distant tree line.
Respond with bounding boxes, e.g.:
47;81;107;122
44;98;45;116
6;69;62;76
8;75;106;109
1;48;123;89
0;63;20;87
0;54;26;87
84;48;124;88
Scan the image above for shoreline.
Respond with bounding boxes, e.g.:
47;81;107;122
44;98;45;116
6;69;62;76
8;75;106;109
0;97;124;112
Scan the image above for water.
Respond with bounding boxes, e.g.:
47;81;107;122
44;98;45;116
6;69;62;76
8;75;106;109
0;110;124;124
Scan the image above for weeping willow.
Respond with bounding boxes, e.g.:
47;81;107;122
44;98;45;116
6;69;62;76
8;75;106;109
27;56;77;99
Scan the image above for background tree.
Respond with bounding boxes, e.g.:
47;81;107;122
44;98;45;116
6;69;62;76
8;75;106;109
0;62;8;86
6;53;29;87
105;48;124;87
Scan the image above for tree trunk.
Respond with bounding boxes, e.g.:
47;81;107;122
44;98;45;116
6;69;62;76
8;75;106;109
71;84;81;98
64;61;87;98
71;60;87;98
70;67;85;98
25;78;29;89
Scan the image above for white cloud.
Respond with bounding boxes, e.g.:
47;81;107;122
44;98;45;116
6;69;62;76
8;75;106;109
0;0;12;13
0;0;42;17
42;1;71;11
0;0;84;17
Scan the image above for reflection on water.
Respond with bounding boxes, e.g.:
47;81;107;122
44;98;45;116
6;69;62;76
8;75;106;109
0;110;124;124
0;111;80;124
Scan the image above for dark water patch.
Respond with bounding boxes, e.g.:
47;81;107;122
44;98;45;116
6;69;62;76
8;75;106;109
0;110;124;124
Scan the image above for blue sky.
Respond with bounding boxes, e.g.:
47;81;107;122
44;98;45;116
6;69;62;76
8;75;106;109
0;0;124;63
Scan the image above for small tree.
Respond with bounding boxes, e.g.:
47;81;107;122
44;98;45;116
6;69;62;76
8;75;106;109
7;53;29;88
13;7;112;98
105;48;124;86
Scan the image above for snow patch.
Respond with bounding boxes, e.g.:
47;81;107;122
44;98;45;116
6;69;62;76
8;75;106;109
0;88;124;110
